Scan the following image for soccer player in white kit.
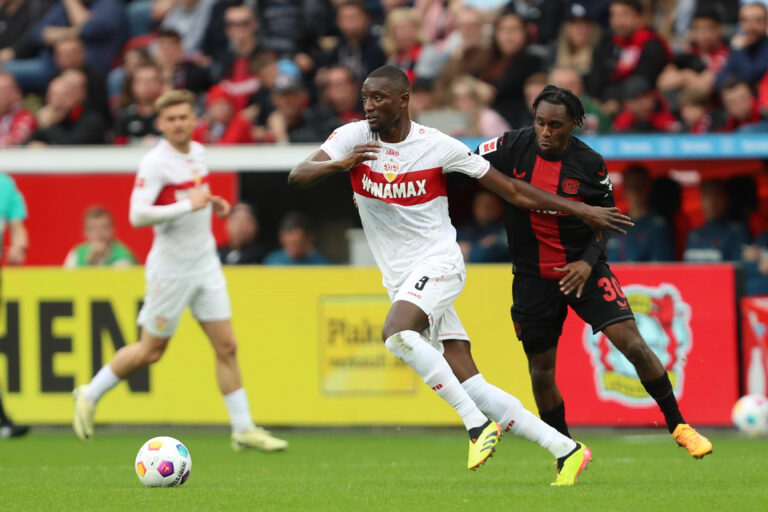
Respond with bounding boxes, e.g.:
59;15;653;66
289;66;632;481
73;90;287;453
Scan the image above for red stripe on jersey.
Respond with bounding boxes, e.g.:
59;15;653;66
350;165;446;206
153;175;210;205
529;157;566;279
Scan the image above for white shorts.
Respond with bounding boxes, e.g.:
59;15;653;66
388;265;470;352
137;269;232;338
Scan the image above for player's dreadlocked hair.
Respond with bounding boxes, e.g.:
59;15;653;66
532;85;585;127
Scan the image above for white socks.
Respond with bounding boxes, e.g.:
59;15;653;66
84;364;121;403
462;374;576;458
223;388;256;434
385;330;487;430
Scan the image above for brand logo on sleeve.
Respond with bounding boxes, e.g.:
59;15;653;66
479;138;499;155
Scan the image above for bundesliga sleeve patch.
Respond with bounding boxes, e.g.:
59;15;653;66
478;137;499;155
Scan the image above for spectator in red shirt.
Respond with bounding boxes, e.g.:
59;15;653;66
382;7;426;84
657;6;729;98
0;72;36;147
613;76;681;133
587;0;671;114
678;87;714;133
719;77;767;132
210;4;271;113
192;84;254;144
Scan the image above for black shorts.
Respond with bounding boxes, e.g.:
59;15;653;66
511;262;635;354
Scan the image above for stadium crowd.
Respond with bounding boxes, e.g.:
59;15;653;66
2;0;768;293
1;0;768;145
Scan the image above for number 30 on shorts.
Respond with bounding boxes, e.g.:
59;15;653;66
598;277;625;302
414;276;429;290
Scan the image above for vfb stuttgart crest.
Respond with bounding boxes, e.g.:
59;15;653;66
584;283;692;406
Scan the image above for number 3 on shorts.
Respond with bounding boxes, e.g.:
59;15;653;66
415;276;429;291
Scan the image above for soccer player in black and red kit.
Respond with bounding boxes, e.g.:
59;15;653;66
476;85;713;458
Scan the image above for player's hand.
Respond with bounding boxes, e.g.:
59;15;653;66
579;206;633;240
6;245;26;265
554;260;592;298
340;142;381;170
188;187;212;211
211;196;231;218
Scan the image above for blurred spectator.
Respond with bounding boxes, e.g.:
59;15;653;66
743;230;768;296
522;72;548;124
52;36;109;121
200;0;239;60
318;0;387;82
218;202;265;264
612;76;681;133
657;6;729;98
108;47;153;111
510;0;570;47
263;211;330;265
554;3;601;76
153;28;211;94
449;75;510;137
382;7;427;83
716;2;768;89
155;0;215;55
549;66;611;134
192;84;254;144
677;87;714;133
413;0;453;42
3;0;124;92
0;172;28;265
114;63;163;145
0;72;36;147
409;76;434;118
256;0;312;57
606;165;675;262
210;4;268;112
0;0;53;63
479;9;544;127
684;180;750;262
28;72;105;145
719;77;767;132
457;189;509;263
63;206;136;267
428;7;491;101
267;74;338;143
317;65;364;123
587;0;671;114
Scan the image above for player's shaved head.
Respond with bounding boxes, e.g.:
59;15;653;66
367;65;411;95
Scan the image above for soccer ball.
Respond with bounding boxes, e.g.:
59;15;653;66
732;394;768;437
135;436;192;487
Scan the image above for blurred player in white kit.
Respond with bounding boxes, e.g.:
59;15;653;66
73;90;286;453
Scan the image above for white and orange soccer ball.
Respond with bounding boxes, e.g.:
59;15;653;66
135;436;192;487
732;394;768;437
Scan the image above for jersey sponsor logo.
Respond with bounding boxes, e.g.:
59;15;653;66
583;283;692;406
154;176;210;205
562;178;580;195
478;138;498;155
350;165;446;206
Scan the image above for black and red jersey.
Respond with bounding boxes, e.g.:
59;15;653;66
476;127;614;280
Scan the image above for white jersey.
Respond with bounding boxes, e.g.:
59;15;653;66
320;120;490;289
130;139;220;278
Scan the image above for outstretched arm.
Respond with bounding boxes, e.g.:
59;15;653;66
479;166;633;237
288;143;381;187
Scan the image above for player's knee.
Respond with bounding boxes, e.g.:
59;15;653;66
622;338;651;366
529;363;556;391
142;346;166;365
215;337;238;360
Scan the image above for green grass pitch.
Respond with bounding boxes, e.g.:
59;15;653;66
1;429;765;511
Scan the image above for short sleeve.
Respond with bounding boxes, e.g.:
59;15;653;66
130;156;165;205
440;134;490;178
319;122;367;160
474;132;514;172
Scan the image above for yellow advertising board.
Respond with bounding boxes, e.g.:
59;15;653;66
1;266;534;425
